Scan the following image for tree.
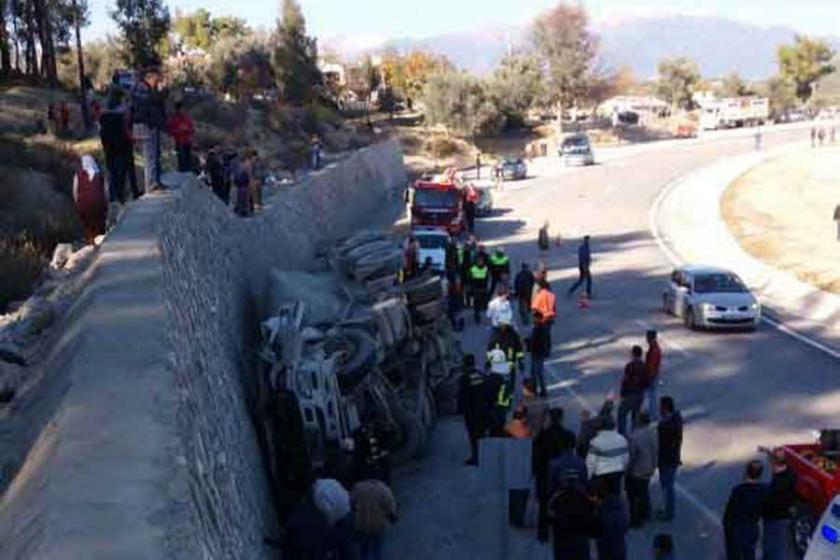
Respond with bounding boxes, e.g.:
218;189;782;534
346;55;380;124
172;8;249;51
274;0;320;105
70;0;91;130
718;71;752;97
764;76;797;117
423;69;504;138
656;57;701;110
381;49;450;102
111;0;171;69
778;35;835;102
532;3;598;120
207;35;273;100
0;0;11;74
489;53;543;128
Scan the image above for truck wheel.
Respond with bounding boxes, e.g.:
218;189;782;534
325;329;377;393
791;506;816;558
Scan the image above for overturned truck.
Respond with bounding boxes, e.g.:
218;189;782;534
254;230;462;510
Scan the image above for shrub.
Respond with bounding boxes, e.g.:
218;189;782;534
425;136;462;159
0;237;44;313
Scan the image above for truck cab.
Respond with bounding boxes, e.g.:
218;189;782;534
409;180;464;235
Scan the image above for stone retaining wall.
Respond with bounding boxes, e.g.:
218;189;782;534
0;140;406;559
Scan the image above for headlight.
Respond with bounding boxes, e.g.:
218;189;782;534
699;303;715;312
750;302;760;311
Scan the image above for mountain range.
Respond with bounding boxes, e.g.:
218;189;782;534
329;15;838;80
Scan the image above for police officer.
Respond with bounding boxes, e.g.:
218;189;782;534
488;246;511;296
469;253;490;324
458;354;493;465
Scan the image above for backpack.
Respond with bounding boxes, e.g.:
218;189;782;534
548;485;600;538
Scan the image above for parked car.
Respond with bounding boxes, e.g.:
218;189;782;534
662;265;761;330
412;227;449;273
495;156;527;180
560;134;595;166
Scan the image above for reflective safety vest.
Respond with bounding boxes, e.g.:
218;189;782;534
489;253;510;268
470;264;488;281
457;246;464;265
496;382;512;408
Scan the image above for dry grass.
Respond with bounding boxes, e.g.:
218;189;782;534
722;147;840;294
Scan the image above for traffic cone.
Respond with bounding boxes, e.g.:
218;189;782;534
578;295;591;309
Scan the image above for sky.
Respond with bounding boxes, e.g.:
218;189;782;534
86;0;840;45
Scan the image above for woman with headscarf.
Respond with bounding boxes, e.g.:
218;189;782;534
72;155;108;243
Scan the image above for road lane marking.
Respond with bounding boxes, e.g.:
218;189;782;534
546;363;724;528
648;169;840;361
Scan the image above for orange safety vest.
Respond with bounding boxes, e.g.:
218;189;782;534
531;288;556;322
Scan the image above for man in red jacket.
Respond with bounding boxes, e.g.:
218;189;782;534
645;329;663;420
167;102;195;172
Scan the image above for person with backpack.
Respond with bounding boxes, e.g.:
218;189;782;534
547;432;593;560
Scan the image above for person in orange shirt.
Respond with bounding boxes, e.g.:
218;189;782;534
531;277;556;325
529;278;556;398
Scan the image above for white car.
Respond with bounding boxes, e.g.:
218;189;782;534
662;265;761;330
560;134;595;166
412;227;449;273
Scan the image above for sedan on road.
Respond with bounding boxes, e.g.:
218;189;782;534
560;134;595;166
662;265;761;330
495;156;527;180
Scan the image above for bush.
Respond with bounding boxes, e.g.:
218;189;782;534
422;70;505;138
425;136;462;159
0;238;44;313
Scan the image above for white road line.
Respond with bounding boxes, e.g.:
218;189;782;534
546;363;723;527
648;168;840;362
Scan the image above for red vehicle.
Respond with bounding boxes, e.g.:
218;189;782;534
774;431;840;556
410;180;464;235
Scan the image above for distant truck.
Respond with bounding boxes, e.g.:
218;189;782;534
699;96;769;130
409;179;464;235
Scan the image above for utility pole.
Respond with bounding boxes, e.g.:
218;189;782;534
72;0;92;132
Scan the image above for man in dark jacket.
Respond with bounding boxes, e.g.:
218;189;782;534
761;449;798;560
533;408;576;542
458;354;493;466
617;345;647;436
132;66;167;191
656;396;683;521
567;235;593;298
514;263;535;325
547;430;592;559
724;460;768;560
99;93;133;204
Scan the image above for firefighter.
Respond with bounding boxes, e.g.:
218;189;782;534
487;320;525;427
458;354;494;466
460;237;478;307
488;246;511;296
486;347;513;436
469;254;490;324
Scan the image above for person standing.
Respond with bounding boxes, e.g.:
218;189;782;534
811;126;817;147
167;101;195;173
514;263;535;325
46;103;57;134
626;412;658;527
99;94;133;205
761;449;798;560
723;460;768;560
567;235;593;299
469;254;490;324
232;151;254;217
528;311;552;398
538;221;550;252
464;184;478;234
310;135;323;170
402;235;420;281
486;285;514;331
533;408;576;543
644;330;663;420
458;355;493;466
59;101;70;135
586;414;630;560
488;246;511;296
617;345;647;436
351;478;398;560
656;396;683;522
546;430;592;559
818;128;826;146
132;66;167;192
206;148;230;204
72;155;108;243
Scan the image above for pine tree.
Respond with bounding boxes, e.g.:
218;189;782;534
111;0;170;69
273;0;320;105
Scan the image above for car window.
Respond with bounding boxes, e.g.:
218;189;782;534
414;188;459;208
693;273;747;294
416;235;448;249
563;136;589;148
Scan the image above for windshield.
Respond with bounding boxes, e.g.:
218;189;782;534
416;235;448;249
563;136;589;148
502;158;522;165
693;273;747;294
414;188;459;208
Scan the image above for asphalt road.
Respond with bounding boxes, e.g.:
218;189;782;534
386;126;838;560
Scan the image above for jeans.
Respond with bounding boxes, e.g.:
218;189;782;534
530;354;547;396
762;519;792;560
646;382;658;421
127;146;141;198
175;143;192;172
568;266;592;297
357;533;384;560
658;465;677;519
142;128;161;190
626;476;651;526
517;298;531;325
725;540;756;560
105;151;130;203
552;532;590;560
597;495;629;560
617;394;642;436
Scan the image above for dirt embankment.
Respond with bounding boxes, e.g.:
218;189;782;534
722;147;840;294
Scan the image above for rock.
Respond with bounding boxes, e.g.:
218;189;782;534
264;270;348;325
13;297;55;339
64;245;96;273
93;235;105;246
0;362;24;403
49;243;74;270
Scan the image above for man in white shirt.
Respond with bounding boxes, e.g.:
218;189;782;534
487;286;513;329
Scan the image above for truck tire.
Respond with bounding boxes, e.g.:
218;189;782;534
402;277;442;306
325;329;377;393
389;404;427;465
411;299;442;323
